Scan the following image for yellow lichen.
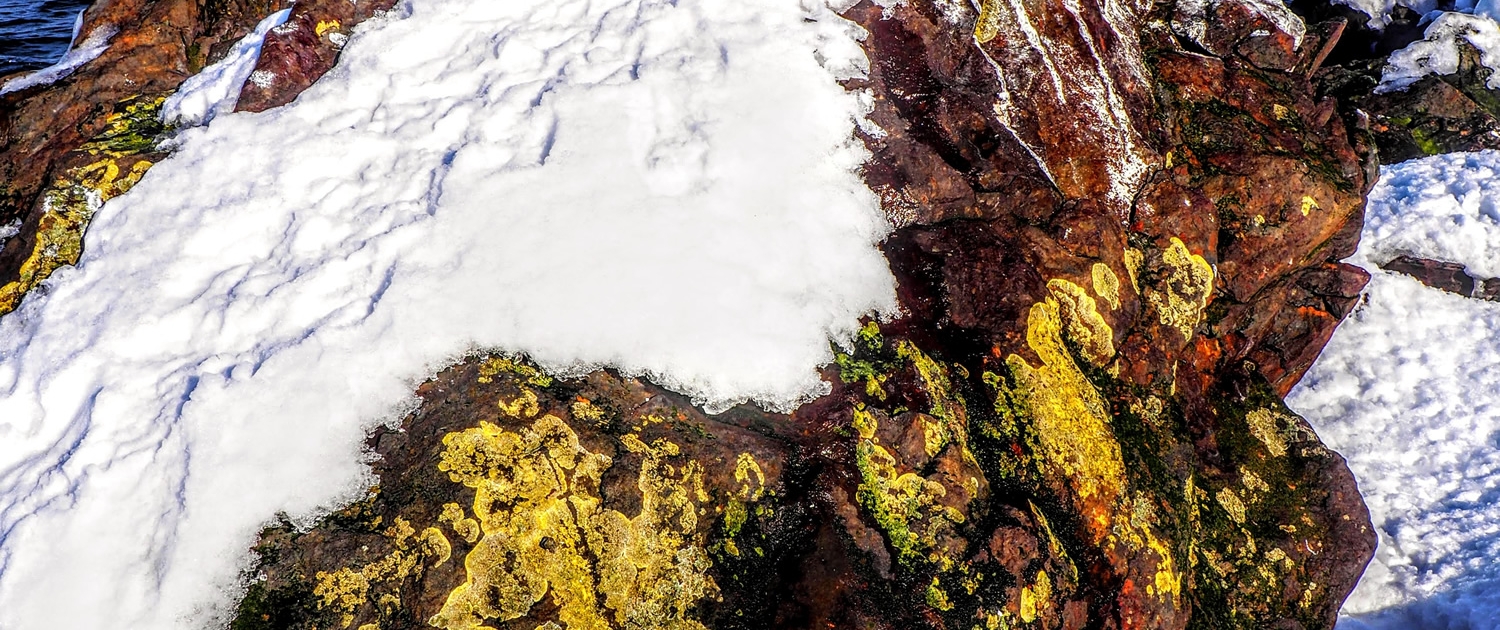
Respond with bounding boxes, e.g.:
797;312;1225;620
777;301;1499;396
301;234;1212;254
722;453;767;555
572;398;607;424
1004;296;1125;536
1245;408;1290;457
1145;237;1213;341
852;407;965;566
895;341;969;460
1123;248;1144;293
430;415;716;630
1217;488;1247;524
921;415;948;458
1092;262;1122;310
476;356;553;387
973;0;1004;43
0;159;152;316
1019;583;1038;623
316;19;342;36
497;388;541;419
1300;195;1319;217
851;403;877;440
1241;469;1270;495
313;517;448;628
926;577;955;611
733;453;765;502
1045;278;1115;366
440;502;481;544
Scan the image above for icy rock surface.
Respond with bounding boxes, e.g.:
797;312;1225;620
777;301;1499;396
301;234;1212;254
0;0;894;626
1290;150;1500;629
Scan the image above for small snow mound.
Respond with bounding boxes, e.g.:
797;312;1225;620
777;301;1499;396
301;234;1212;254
1355;151;1500;277
1378;12;1500;93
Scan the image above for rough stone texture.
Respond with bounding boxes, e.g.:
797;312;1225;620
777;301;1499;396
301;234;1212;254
1290;0;1500;163
236;0;398;113
0;0;1402;627
235;2;1382;627
1381;254;1500;300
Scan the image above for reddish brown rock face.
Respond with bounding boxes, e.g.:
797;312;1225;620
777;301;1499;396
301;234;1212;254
235;0;397;113
0;0;1386;627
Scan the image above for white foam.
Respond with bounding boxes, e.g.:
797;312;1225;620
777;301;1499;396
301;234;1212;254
0;0;895;626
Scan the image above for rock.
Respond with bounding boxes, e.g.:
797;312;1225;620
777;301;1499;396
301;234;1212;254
1380;254;1500;300
0;0;1408;626
1318;43;1500;163
234;0;1383;627
236;0;397;113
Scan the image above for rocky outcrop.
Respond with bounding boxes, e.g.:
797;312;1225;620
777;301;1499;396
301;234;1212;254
0;0;1397;627
1292;1;1500;162
228;1;1382;629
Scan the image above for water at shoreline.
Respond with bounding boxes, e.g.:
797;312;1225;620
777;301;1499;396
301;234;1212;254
0;0;93;78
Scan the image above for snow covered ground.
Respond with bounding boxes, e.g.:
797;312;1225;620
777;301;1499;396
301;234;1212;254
1290;151;1500;629
0;0;895;627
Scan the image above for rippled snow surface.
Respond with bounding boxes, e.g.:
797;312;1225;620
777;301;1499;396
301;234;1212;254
0;0;894;626
1290;151;1500;629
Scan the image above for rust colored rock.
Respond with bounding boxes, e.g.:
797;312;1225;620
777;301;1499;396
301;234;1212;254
235;0;398;113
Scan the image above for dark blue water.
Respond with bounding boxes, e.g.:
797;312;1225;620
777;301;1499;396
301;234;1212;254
0;0;94;77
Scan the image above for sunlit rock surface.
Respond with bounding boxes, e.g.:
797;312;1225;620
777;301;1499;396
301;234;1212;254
0;0;1399;627
231;1;1383;626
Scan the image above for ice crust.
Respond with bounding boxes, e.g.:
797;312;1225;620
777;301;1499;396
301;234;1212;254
1289;151;1500;629
0;0;895;627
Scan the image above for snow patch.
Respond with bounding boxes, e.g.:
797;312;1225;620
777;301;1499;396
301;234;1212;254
161;9;291;128
0;0;895;627
0;25;117;96
0;219;20;248
1288;150;1500;628
1378;12;1500;93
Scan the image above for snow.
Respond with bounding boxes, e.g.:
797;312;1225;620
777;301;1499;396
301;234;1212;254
1377;11;1500;93
0;0;895;627
161;9;291;128
1288;150;1500;629
0;24;117;96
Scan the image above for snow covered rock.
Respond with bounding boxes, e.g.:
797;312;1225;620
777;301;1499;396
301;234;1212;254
0;0;1399;627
